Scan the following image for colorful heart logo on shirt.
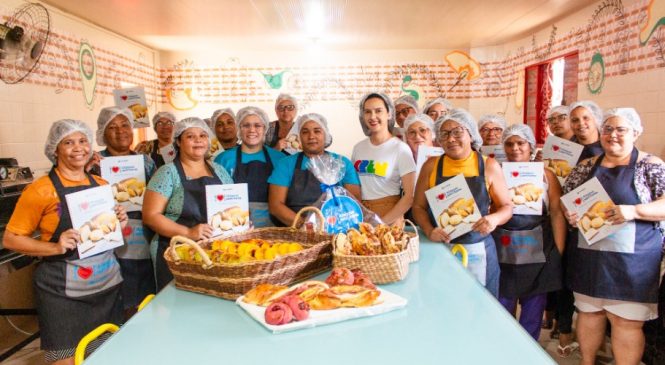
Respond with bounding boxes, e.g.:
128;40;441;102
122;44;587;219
78;266;93;279
122;225;133;236
111;166;120;173
121;95;128;101
501;235;511;246
574;197;582;205
512;171;519;177
216;194;224;201
327;216;337;225
79;202;89;211
437;193;446;201
552;145;560;152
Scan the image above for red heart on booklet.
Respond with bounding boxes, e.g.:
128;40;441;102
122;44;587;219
489;153;496;158
501;235;511;246
122;226;133;236
512;171;519;177
575;197;582;205
552;145;560;152
111;166;120;173
121;95;128;101
78;266;93;279
437;193;446;200
216;194;224;201
168;150;175;156
79;202;89;211
327;216;337;225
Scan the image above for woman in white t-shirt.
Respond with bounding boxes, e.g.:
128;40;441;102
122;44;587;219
352;92;416;224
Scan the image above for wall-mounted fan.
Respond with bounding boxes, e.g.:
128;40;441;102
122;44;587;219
0;2;50;84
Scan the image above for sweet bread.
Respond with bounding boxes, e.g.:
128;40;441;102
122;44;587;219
243;284;288;306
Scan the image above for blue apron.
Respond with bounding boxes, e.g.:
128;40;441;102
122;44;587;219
98;150;156;310
428;152;500;297
149;139;167;168
232;146;274;228
572;148;663;303
155;157;222;291
34;168;123;351
271;152;324;227
492;181;562;298
572;136;604;163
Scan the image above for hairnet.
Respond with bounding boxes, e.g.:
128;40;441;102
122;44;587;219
477;114;507;131
394;95;420;113
44;119;94;165
423;97;453;114
152;111;176;130
546;105;569;119
275;93;298;109
502;124;537;154
236;106;271;138
402;113;435;142
602;107;643;135
211;108;236;127
434;108;483;150
358;92;396;136
174;117;214;145
203;118;212;129
95;106;134;147
296;113;333;148
569;100;602;127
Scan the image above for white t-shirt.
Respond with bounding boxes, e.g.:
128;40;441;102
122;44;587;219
351;137;416;200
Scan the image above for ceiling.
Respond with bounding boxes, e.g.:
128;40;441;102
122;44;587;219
42;0;598;52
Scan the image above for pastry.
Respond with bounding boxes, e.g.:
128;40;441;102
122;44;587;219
264;302;293;325
279;295;310;321
351;269;376;289
307;290;342;310
325;267;355;286
243;284;288;306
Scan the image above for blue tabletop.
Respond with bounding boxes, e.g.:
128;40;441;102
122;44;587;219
85;234;555;365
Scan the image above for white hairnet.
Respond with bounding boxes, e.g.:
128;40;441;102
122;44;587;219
275;93;298;109
296;113;333;148
96;106;134;147
236;106;270;138
402;113;435;142
478;114;507;131
570;100;602;127
152;111;176;129
174;117;214;145
434;108;483;150
358;92;396;136
44;119;94;165
546;105;569;119
603;107;643;135
423;97;453;114
211;108;236;127
394;95;420;113
502;124;537;154
204;118;212;129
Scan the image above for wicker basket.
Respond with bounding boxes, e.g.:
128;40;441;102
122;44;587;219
165;207;333;300
404;220;419;263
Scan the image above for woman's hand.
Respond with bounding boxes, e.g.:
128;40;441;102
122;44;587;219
187;224;213;241
85;151;102;173
57;229;80;254
276;138;289;151
605;204;636;225
114;205;129;229
563;209;579;227
471;214;499;236
427;227;452;243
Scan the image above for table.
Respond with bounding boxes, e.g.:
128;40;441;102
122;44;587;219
85;235;555;365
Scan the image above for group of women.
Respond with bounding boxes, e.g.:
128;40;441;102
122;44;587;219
2;91;663;365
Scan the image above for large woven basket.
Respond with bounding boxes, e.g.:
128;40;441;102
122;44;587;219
165;207;332;300
331;220;418;284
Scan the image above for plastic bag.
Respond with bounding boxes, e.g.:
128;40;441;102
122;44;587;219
297;154;382;234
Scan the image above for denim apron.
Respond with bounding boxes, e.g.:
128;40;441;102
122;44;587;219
492;181;562;298
155;157;222;291
572;148;663;303
34;168;123;351
99;150;156;309
232;146;274;228
428;152;500;297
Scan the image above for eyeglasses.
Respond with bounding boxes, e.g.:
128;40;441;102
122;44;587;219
547;114;568;124
406;127;431;139
439;126;466;140
276;105;296;112
601;125;632;136
396;107;414;117
240;123;265;130
155;120;174;127
480;127;503;135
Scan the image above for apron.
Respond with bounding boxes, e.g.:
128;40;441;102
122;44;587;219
272;152;324;227
492;185;562;298
572;137;604;163
428;152;500;296
155;157;222;291
572;148;663;303
99;150;157;309
150;139;167;168
233;146;274;228
34;168;123;351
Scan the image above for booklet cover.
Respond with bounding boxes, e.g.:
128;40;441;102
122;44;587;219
65;185;124;259
542;135;584;185
415;145;444;182
113;87;149;128
502;162;544;216
100;155;146;212
425;174;481;240
560;177;625;245
206;184;250;237
480;145;507;163
159;144;176;164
